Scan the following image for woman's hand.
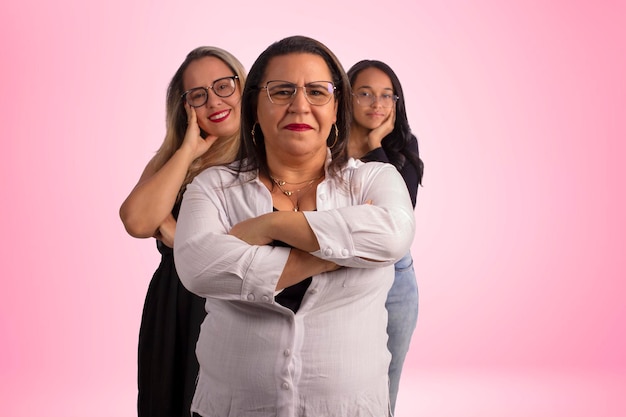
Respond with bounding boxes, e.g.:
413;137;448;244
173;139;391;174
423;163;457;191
153;214;177;248
367;105;395;150
277;249;341;290
229;213;274;246
181;103;219;160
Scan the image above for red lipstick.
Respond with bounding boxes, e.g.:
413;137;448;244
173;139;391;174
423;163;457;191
285;123;312;131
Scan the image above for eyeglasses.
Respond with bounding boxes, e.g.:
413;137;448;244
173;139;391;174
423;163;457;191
261;80;336;106
181;76;239;107
353;91;399;108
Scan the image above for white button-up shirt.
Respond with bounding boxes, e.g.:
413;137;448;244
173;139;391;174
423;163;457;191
174;156;415;417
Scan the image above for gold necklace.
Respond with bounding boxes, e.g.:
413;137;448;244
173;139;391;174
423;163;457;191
270;175;323;211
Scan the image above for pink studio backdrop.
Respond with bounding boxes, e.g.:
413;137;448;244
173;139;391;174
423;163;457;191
1;1;624;416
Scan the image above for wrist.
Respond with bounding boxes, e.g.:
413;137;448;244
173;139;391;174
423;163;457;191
325;260;340;272
174;145;197;165
367;135;383;150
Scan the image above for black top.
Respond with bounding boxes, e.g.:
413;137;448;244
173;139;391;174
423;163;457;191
360;134;420;207
273;238;312;313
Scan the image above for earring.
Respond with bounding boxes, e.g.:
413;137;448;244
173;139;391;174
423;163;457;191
251;122;258;146
328;123;339;149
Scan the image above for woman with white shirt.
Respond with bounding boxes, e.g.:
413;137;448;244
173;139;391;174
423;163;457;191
174;35;415;417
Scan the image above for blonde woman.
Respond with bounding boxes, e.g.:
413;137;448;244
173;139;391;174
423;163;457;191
119;46;246;417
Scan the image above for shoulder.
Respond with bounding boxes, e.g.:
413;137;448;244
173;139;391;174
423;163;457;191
408;133;418;147
195;164;235;182
406;134;422;162
342;157;397;180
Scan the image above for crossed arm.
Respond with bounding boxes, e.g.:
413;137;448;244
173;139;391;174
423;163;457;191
229;211;339;290
175;163;414;299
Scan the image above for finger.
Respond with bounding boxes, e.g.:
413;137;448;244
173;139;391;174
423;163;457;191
187;105;197;125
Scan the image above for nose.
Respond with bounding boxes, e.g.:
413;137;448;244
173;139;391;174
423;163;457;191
288;87;310;111
204;89;223;107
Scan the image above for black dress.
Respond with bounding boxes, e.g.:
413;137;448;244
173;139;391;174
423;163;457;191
137;204;206;417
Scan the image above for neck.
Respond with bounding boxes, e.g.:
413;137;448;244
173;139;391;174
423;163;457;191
264;151;326;213
266;150;326;184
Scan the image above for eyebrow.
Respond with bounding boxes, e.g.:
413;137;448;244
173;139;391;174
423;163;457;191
184;75;236;90
356;85;394;91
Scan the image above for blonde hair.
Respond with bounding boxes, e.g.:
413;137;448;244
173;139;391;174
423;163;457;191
153;46;246;200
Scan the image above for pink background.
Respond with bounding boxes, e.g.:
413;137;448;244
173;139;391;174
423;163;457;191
1;0;624;415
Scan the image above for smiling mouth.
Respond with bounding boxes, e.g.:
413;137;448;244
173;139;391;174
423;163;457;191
209;110;230;122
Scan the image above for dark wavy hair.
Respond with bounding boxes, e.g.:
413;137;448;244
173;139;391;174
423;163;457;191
237;35;352;180
348;60;424;184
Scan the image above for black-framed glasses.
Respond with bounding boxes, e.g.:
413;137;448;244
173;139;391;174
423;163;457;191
353;91;399;108
181;76;239;107
261;80;336;106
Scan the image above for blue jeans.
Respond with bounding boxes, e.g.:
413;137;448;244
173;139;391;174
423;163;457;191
386;252;419;415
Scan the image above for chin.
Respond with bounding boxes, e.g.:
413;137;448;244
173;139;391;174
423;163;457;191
364;123;383;130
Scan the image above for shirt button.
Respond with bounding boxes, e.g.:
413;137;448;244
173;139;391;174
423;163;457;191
247;294;255;301
262;295;270;302
283;349;291;357
341;248;349;256
323;248;333;256
282;382;290;390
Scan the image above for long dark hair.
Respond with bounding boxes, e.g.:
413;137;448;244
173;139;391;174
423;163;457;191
237;35;352;180
348;60;423;185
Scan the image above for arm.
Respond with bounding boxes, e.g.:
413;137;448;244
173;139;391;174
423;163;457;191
228;213;339;289
174;171;292;301
119;105;217;239
305;163;415;268
229;163;415;269
277;248;339;290
153;213;176;248
174;164;413;299
228;211;320;252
